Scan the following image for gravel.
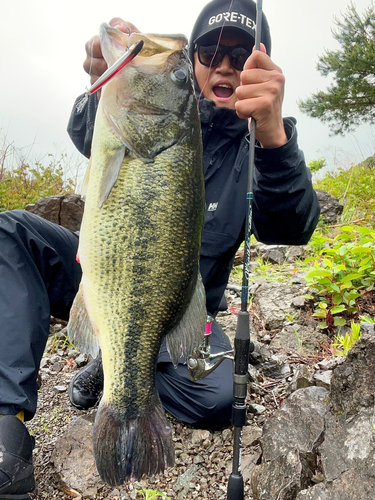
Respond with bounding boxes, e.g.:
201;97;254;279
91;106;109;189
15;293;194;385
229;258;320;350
26;287;318;500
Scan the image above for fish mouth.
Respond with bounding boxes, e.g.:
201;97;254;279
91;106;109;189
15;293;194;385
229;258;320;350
212;83;234;99
128;33;188;59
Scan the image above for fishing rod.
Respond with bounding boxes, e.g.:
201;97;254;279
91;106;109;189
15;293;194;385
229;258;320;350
227;3;263;498
187;1;263;497
227;2;262;498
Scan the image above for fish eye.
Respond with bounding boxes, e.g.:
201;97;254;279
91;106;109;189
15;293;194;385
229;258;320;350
171;68;188;85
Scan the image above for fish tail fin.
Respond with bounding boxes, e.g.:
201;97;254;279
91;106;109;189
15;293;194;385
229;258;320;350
93;399;175;485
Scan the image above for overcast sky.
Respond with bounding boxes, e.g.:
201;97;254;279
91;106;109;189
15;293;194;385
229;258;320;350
1;0;374;179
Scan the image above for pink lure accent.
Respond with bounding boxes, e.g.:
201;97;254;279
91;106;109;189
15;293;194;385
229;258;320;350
76;252;80;264
205;322;212;335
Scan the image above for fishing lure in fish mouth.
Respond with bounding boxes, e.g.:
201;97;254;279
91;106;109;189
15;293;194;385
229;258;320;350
88;40;144;95
76;40;144;112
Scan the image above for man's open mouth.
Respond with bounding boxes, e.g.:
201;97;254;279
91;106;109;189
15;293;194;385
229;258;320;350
212;84;234;99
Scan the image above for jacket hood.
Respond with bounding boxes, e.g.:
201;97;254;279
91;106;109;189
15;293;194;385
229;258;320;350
188;0;271;65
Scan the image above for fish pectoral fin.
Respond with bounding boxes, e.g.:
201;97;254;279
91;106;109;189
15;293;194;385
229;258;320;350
165;273;206;367
67;283;100;357
98;145;127;207
80;156;92;200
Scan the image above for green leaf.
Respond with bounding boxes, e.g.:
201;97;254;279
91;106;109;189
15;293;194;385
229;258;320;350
306;269;332;278
339;226;355;233
351;247;372;254
339;273;363;283
329;283;341;293
334;264;347;271
333;317;346;327
357;227;371;235
331;305;347;315
318;321;328;329
333;293;343;305
313;310;328;318
358;264;372;273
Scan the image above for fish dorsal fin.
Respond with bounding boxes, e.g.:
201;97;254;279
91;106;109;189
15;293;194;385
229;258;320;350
98;145;127;207
165;273;206;367
67;283;100;357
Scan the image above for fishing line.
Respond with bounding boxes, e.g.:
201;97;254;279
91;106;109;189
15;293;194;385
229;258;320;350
88;38;95;82
197;0;235;105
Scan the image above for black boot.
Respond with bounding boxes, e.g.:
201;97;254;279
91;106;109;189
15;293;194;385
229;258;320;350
0;415;35;499
69;351;104;410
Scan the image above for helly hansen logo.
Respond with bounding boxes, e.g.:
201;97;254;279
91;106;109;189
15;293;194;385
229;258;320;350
208;12;256;31
207;202;218;212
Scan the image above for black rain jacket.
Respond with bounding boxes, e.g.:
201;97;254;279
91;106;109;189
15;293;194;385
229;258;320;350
67;86;320;317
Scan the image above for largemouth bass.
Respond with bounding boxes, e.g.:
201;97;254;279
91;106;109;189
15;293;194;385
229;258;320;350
68;25;206;485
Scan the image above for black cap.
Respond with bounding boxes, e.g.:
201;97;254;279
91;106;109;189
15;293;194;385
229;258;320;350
190;0;271;55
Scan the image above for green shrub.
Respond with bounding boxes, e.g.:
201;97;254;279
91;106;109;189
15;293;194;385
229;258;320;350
0;156;75;212
314;160;375;225
308;157;327;174
303;225;375;333
332;321;362;356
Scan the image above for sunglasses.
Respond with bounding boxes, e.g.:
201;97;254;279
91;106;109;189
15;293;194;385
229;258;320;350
196;43;252;71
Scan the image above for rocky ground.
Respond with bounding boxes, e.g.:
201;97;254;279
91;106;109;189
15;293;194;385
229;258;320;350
26;264;375;500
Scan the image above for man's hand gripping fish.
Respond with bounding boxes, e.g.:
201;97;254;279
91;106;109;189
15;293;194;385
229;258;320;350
68;24;206;486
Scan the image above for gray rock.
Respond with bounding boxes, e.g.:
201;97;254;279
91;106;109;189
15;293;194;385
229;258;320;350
261;387;328;465
50;361;65;373
262;246;287;265
270;325;327;355
315;189;344;224
234;447;262;482
291;296;306;308
242;425;262;447
52;414;100;493
191;429;211;445
316;357;344;371
296;470;375;499
253;281;309;330
286;246;306;262
289;272;308;285
286;364;314;395
40;358;49;369
321;408;375;483
222;428;232;443
259;355;291;380
75;353;89;368
251;387;328;499
360;322;375;335
53;385;67;393
313;370;332;390
248;278;268;295
248;404;267;415
25;193;84;232
330;334;375;416
67;349;81;359
173;464;200;499
251;334;375;499
252;449;310;500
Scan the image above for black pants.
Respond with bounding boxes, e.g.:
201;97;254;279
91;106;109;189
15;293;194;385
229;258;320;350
0;210;233;424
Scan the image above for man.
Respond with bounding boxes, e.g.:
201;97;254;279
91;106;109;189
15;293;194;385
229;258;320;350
0;0;319;497
68;0;319;423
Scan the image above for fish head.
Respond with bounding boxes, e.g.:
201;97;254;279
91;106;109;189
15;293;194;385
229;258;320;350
98;24;199;161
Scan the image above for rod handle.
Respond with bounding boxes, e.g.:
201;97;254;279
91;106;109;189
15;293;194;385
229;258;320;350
227;473;244;500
